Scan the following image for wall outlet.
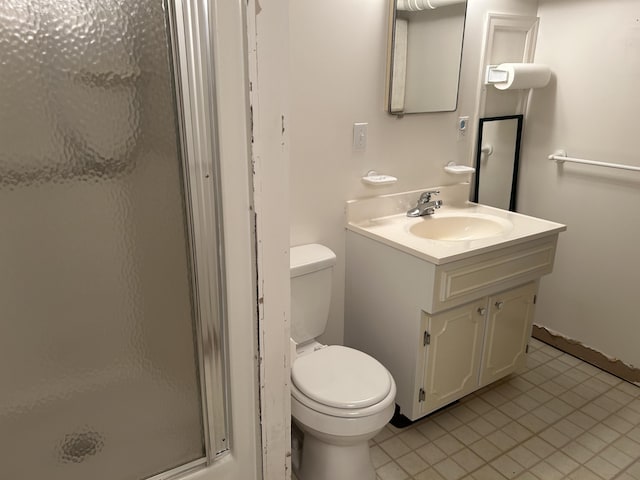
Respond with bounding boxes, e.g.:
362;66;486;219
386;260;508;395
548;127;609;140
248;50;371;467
457;116;470;133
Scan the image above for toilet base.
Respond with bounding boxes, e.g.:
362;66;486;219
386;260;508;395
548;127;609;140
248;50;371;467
298;433;375;480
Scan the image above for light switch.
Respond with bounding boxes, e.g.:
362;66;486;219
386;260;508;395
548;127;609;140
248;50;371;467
353;122;368;150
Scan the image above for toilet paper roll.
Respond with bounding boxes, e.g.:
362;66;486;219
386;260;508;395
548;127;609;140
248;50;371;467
493;63;551;90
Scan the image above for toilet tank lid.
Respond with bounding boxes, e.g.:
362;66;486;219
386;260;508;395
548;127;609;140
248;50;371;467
290;244;336;278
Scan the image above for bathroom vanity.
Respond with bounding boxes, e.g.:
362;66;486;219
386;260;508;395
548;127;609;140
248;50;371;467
344;185;565;421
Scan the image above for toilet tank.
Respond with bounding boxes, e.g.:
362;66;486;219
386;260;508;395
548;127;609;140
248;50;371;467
290;244;336;344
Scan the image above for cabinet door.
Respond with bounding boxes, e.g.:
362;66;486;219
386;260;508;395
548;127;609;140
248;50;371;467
420;299;486;415
480;282;537;386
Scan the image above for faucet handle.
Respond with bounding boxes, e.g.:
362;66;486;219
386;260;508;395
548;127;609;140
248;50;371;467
419;190;440;203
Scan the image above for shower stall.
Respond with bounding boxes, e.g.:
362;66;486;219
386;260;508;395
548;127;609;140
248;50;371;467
0;0;260;479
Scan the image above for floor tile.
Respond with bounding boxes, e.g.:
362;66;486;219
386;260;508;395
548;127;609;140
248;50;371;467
371;444;393;468
380;436;412;459
599;444;633;469
590;423;621;444
450;448;484;473
612;435;640;457
467;416;495;437
602;414;633;434
364;341;640;480
416;421;447;442
464;397;493;415
432;433;464;456
450;425;481;446
501;421;533;443
486;430;518;451
567;465;605;480
585;455;621;480
624;460;640;478
581;401;610;421
412;467;446;480
628;426;640;443
630;399;640;413
377;461;410;480
397;452;429;476
545;450;579;475
434;412;463;431
415;442;447;466
538;426;570;448
553;418;584;439
604;388;634;406
562;440;595;464
468;438;501;462
616;381;640;397
468;464;507;480
529;460;564;480
491;454;524;479
575;431;607;454
483;409;511;428
433;457;466;480
516;413;548;434
522;436;556;458
506;445;539;469
449;405;478;424
375;426;397;443
500;401;527;419
399;428;430;450
566;410;598;430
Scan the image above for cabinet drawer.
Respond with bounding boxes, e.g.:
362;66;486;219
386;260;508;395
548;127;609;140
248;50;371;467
434;237;556;311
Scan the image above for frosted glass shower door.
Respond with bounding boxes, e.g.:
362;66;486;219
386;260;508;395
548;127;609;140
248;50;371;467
0;1;224;479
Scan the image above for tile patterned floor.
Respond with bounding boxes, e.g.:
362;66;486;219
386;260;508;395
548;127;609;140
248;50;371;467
370;338;640;480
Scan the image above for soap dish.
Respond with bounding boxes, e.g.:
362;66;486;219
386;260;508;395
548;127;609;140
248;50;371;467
444;162;475;174
361;170;398;186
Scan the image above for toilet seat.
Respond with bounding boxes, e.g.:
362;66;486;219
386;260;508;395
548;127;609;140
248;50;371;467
291;345;393;417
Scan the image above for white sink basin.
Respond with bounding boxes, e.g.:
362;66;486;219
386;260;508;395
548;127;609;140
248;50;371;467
408;214;512;241
346;185;566;264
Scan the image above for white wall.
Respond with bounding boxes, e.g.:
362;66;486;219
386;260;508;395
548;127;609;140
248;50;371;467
518;0;640;368
289;0;539;346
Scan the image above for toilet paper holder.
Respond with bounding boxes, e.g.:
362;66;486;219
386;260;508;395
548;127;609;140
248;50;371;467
484;63;552;90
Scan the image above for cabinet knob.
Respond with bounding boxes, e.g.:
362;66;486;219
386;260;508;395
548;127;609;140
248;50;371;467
477;307;486;315
495;301;504;310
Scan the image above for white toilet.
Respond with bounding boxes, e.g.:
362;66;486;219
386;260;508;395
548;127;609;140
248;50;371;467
290;244;396;480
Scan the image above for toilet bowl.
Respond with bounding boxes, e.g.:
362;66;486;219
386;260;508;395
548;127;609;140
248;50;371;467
290;244;396;480
291;345;396;480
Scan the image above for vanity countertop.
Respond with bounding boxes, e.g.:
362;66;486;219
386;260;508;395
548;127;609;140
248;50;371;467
346;186;566;265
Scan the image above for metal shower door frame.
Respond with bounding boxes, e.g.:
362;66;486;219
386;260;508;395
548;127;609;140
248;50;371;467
151;0;261;479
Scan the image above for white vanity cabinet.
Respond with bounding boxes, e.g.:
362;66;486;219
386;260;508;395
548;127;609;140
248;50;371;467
345;231;556;421
417;283;536;416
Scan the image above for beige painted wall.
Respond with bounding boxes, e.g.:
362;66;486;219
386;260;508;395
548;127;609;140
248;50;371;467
518;0;640;368
289;0;539;346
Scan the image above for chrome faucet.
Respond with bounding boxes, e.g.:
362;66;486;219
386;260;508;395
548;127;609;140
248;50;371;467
406;190;442;217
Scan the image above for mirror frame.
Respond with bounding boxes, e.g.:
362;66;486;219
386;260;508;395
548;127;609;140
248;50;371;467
472;114;523;211
385;0;467;115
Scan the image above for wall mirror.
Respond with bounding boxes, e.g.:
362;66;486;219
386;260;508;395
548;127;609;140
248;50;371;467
385;0;467;115
472;115;523;211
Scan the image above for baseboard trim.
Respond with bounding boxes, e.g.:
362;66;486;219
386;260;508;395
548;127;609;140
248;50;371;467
532;324;640;385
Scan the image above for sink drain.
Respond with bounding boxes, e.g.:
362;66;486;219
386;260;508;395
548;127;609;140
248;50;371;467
59;430;104;463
